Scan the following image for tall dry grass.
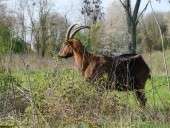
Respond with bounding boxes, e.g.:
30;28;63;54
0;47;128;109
143;50;170;75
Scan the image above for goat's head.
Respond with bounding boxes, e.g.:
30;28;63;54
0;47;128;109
58;22;90;58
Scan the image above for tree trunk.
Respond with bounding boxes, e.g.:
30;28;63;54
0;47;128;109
131;23;137;53
124;0;133;52
122;0;141;54
41;49;45;57
41;41;46;57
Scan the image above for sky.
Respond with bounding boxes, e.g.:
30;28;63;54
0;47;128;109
52;0;170;13
136;0;170;13
4;0;170;13
49;0;170;23
3;0;170;23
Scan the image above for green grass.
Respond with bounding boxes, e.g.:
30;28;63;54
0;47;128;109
1;68;169;127
0;52;170;127
146;75;170;109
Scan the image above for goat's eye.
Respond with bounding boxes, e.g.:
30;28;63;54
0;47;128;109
64;42;68;45
64;40;68;45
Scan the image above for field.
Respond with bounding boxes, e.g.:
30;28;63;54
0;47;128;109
0;51;170;128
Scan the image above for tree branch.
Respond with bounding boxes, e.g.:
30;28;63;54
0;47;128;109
133;0;141;23
119;0;133;27
119;0;126;8
136;0;150;25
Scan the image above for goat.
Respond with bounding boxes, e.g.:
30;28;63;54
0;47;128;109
58;23;150;107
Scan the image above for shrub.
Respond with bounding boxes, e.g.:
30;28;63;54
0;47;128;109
1;66;170;127
0;73;29;123
23;68;127;127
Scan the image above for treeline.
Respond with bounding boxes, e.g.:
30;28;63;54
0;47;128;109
0;5;24;54
138;12;170;53
0;1;170;57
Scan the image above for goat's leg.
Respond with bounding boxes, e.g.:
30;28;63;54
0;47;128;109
135;89;147;107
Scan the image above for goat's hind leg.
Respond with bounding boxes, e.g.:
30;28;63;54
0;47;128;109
135;89;147;107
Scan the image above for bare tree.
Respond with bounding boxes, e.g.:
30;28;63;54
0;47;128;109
81;0;104;24
46;13;67;54
39;0;51;57
119;0;170;53
26;0;52;57
101;1;128;55
26;0;68;57
119;0;150;53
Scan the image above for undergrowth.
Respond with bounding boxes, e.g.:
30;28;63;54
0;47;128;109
0;66;170;127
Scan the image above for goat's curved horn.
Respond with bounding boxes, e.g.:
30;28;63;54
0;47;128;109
66;22;81;39
70;26;91;38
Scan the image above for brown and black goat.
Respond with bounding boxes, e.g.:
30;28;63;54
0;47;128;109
58;23;150;107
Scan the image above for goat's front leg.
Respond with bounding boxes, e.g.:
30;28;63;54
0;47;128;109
84;62;97;82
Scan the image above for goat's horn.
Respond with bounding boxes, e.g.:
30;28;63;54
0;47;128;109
70;26;91;38
66;22;81;39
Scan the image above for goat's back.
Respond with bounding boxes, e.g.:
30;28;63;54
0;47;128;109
87;54;150;90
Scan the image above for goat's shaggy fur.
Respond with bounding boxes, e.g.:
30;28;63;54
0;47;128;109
58;24;150;107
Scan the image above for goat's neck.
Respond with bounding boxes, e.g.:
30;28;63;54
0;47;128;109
73;48;91;70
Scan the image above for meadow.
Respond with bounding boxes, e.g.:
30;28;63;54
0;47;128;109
0;51;170;128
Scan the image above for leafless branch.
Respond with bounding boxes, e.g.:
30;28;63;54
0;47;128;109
136;0;150;25
119;0;132;20
133;0;141;23
119;0;126;8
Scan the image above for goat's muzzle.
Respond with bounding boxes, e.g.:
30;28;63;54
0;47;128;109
58;52;72;59
58;42;73;59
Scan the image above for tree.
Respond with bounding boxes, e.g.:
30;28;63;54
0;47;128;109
81;0;104;24
10;0;30;54
26;0;67;57
139;12;169;52
25;0;51;57
119;0;150;53
119;0;170;53
165;12;170;37
0;4;24;54
101;1;128;55
45;12;67;55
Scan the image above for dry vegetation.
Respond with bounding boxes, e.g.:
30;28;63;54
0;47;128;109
143;50;170;75
0;51;170;127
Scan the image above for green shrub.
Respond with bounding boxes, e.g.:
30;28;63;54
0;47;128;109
12;37;24;53
0;72;29;127
22;68;127;127
1;66;170;127
0;26;24;54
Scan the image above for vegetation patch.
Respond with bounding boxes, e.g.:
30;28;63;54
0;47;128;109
0;67;170;127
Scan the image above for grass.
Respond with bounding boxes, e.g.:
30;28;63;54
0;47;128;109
143;50;170;75
0;52;170;127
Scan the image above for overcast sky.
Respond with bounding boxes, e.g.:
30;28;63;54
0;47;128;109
53;0;170;13
5;0;170;12
4;0;170;22
47;0;170;22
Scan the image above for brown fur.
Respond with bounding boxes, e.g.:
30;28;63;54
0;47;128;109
59;38;150;107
